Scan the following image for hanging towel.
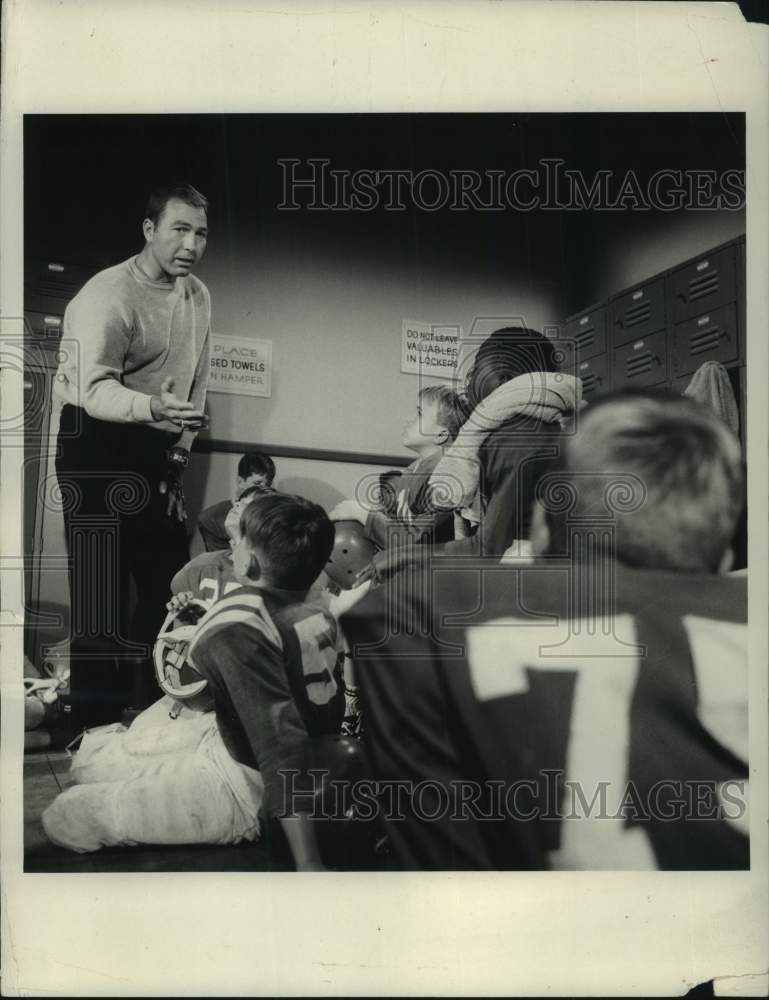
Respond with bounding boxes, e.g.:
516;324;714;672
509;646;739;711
428;371;582;510
683;360;740;436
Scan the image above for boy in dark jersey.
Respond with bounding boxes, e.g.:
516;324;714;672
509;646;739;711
193;452;276;554
190;492;345;871
343;390;749;871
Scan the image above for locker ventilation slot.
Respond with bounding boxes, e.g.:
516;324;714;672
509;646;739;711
575;329;595;350
686;272;719;303
34;277;79;299
688;325;722;356
626;352;654;377
623;302;651;328
581;373;602;392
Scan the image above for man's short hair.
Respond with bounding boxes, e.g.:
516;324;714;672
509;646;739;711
239;491;334;590
465;326;558;409
542;389;744;573
418;385;470;442
238;452;276;488
145;184;209;225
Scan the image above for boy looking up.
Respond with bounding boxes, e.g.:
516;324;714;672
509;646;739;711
330;384;468;549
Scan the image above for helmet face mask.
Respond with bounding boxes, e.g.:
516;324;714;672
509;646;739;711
153;602;211;705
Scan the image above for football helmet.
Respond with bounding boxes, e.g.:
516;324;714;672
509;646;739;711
153;601;210;702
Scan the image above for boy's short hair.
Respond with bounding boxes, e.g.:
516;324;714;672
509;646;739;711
542;389;744;573
145;184;209;225
418;384;470;441
238;452;276;487
239;491;334;590
465;327;558;409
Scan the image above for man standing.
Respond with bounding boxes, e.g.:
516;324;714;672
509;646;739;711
54;184;212;728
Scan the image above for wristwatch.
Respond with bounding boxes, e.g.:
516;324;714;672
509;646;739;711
167;446;190;468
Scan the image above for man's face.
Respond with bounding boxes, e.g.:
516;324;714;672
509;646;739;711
143;198;208;280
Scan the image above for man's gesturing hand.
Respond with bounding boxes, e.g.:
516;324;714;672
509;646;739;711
150;377;209;430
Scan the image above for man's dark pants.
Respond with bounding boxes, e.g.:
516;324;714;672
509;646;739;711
55;404;189;729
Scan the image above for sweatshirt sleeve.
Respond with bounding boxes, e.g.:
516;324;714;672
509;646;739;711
64;285;155;424
177;313;212;452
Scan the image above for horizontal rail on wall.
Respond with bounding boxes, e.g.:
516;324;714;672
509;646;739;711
193;437;413;468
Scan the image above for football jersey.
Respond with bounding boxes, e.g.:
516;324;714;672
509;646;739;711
189;585;345;816
170;549;241;607
342;559;749;871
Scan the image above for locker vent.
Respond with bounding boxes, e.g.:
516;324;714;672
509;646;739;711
626;351;655;378
688;323;722;357
575;328;595;350
581;372;602;393
686;271;720;304
34;276;79;299
623;302;651;328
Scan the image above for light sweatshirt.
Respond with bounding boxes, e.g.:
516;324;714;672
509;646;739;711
54;257;211;451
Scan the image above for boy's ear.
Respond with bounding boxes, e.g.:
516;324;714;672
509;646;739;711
142;218;155;243
435;427;450;445
244;547;263;581
529;501;550;557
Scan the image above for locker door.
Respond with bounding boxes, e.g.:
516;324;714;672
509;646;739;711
672;304;739;378
671;245;737;324
574;353;609;399
610;278;666;347
612;330;668;389
562;305;608;362
24;351;70;663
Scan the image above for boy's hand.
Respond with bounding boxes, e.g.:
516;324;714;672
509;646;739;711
328;500;369;525
166;591;194;613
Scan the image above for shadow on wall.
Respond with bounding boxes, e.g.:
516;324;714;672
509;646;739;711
275;478;347;514
184;455;350;531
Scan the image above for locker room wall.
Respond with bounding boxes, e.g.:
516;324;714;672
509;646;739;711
580;208;746;305
192;241;558;460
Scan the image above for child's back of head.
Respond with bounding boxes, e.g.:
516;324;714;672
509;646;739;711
541;389;744;573
238;491;335;592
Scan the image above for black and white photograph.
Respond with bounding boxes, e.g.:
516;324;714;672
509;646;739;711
19;109;751;877
2;2;768;996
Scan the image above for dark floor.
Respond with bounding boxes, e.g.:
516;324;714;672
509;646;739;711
24;747;386;873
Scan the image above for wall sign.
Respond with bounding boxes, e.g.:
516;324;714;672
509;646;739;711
401;319;461;377
209;334;272;397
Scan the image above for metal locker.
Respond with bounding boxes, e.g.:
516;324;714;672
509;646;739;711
671;245;736;324
672;303;739;378
609;278;666;347
737;240;745;364
24;310;64;340
574;353;609;399
550;337;576;374
612;330;668;389
24;259;95;315
562;305;608;362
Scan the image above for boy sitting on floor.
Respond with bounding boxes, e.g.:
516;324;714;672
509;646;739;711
188;491;346;870
42;492;345;870
192;451;276;554
343;390;749;871
329;384;468;550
